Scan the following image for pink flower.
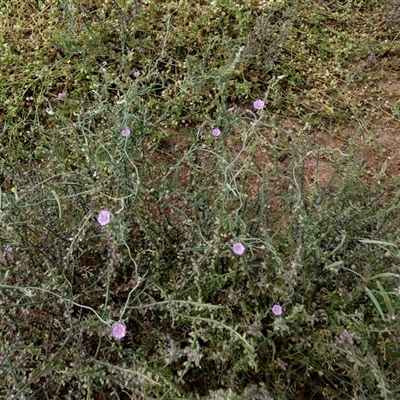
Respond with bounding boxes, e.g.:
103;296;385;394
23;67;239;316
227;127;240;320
97;210;111;226
57;92;67;100
211;128;221;137
253;99;265;110
121;128;131;137
272;304;283;316
111;322;126;340
227;107;235;112
133;71;141;78
232;242;245;255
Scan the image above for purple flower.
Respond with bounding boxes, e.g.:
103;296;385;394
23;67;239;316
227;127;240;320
253;99;265;110
133;71;141;78
57;92;67;100
336;330;358;346
5;246;13;253
211;128;221;137
272;304;283;316
232;242;245;255
227;107;235;112
111;322;126;340
97;210;111;226
396;286;400;293
121;128;131;137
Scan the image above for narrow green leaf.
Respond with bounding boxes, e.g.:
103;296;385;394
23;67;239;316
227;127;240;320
365;287;386;321
369;272;400;280
376;280;395;318
359;239;396;247
51;190;62;220
323;260;343;271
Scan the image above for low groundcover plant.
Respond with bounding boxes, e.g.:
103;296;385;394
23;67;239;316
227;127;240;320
1;1;399;399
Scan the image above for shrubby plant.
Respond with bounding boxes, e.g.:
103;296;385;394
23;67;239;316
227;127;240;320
1;0;399;399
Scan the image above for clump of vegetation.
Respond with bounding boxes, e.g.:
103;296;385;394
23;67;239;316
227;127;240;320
1;0;400;399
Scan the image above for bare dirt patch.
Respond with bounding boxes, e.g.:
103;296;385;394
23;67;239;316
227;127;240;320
377;73;400;96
